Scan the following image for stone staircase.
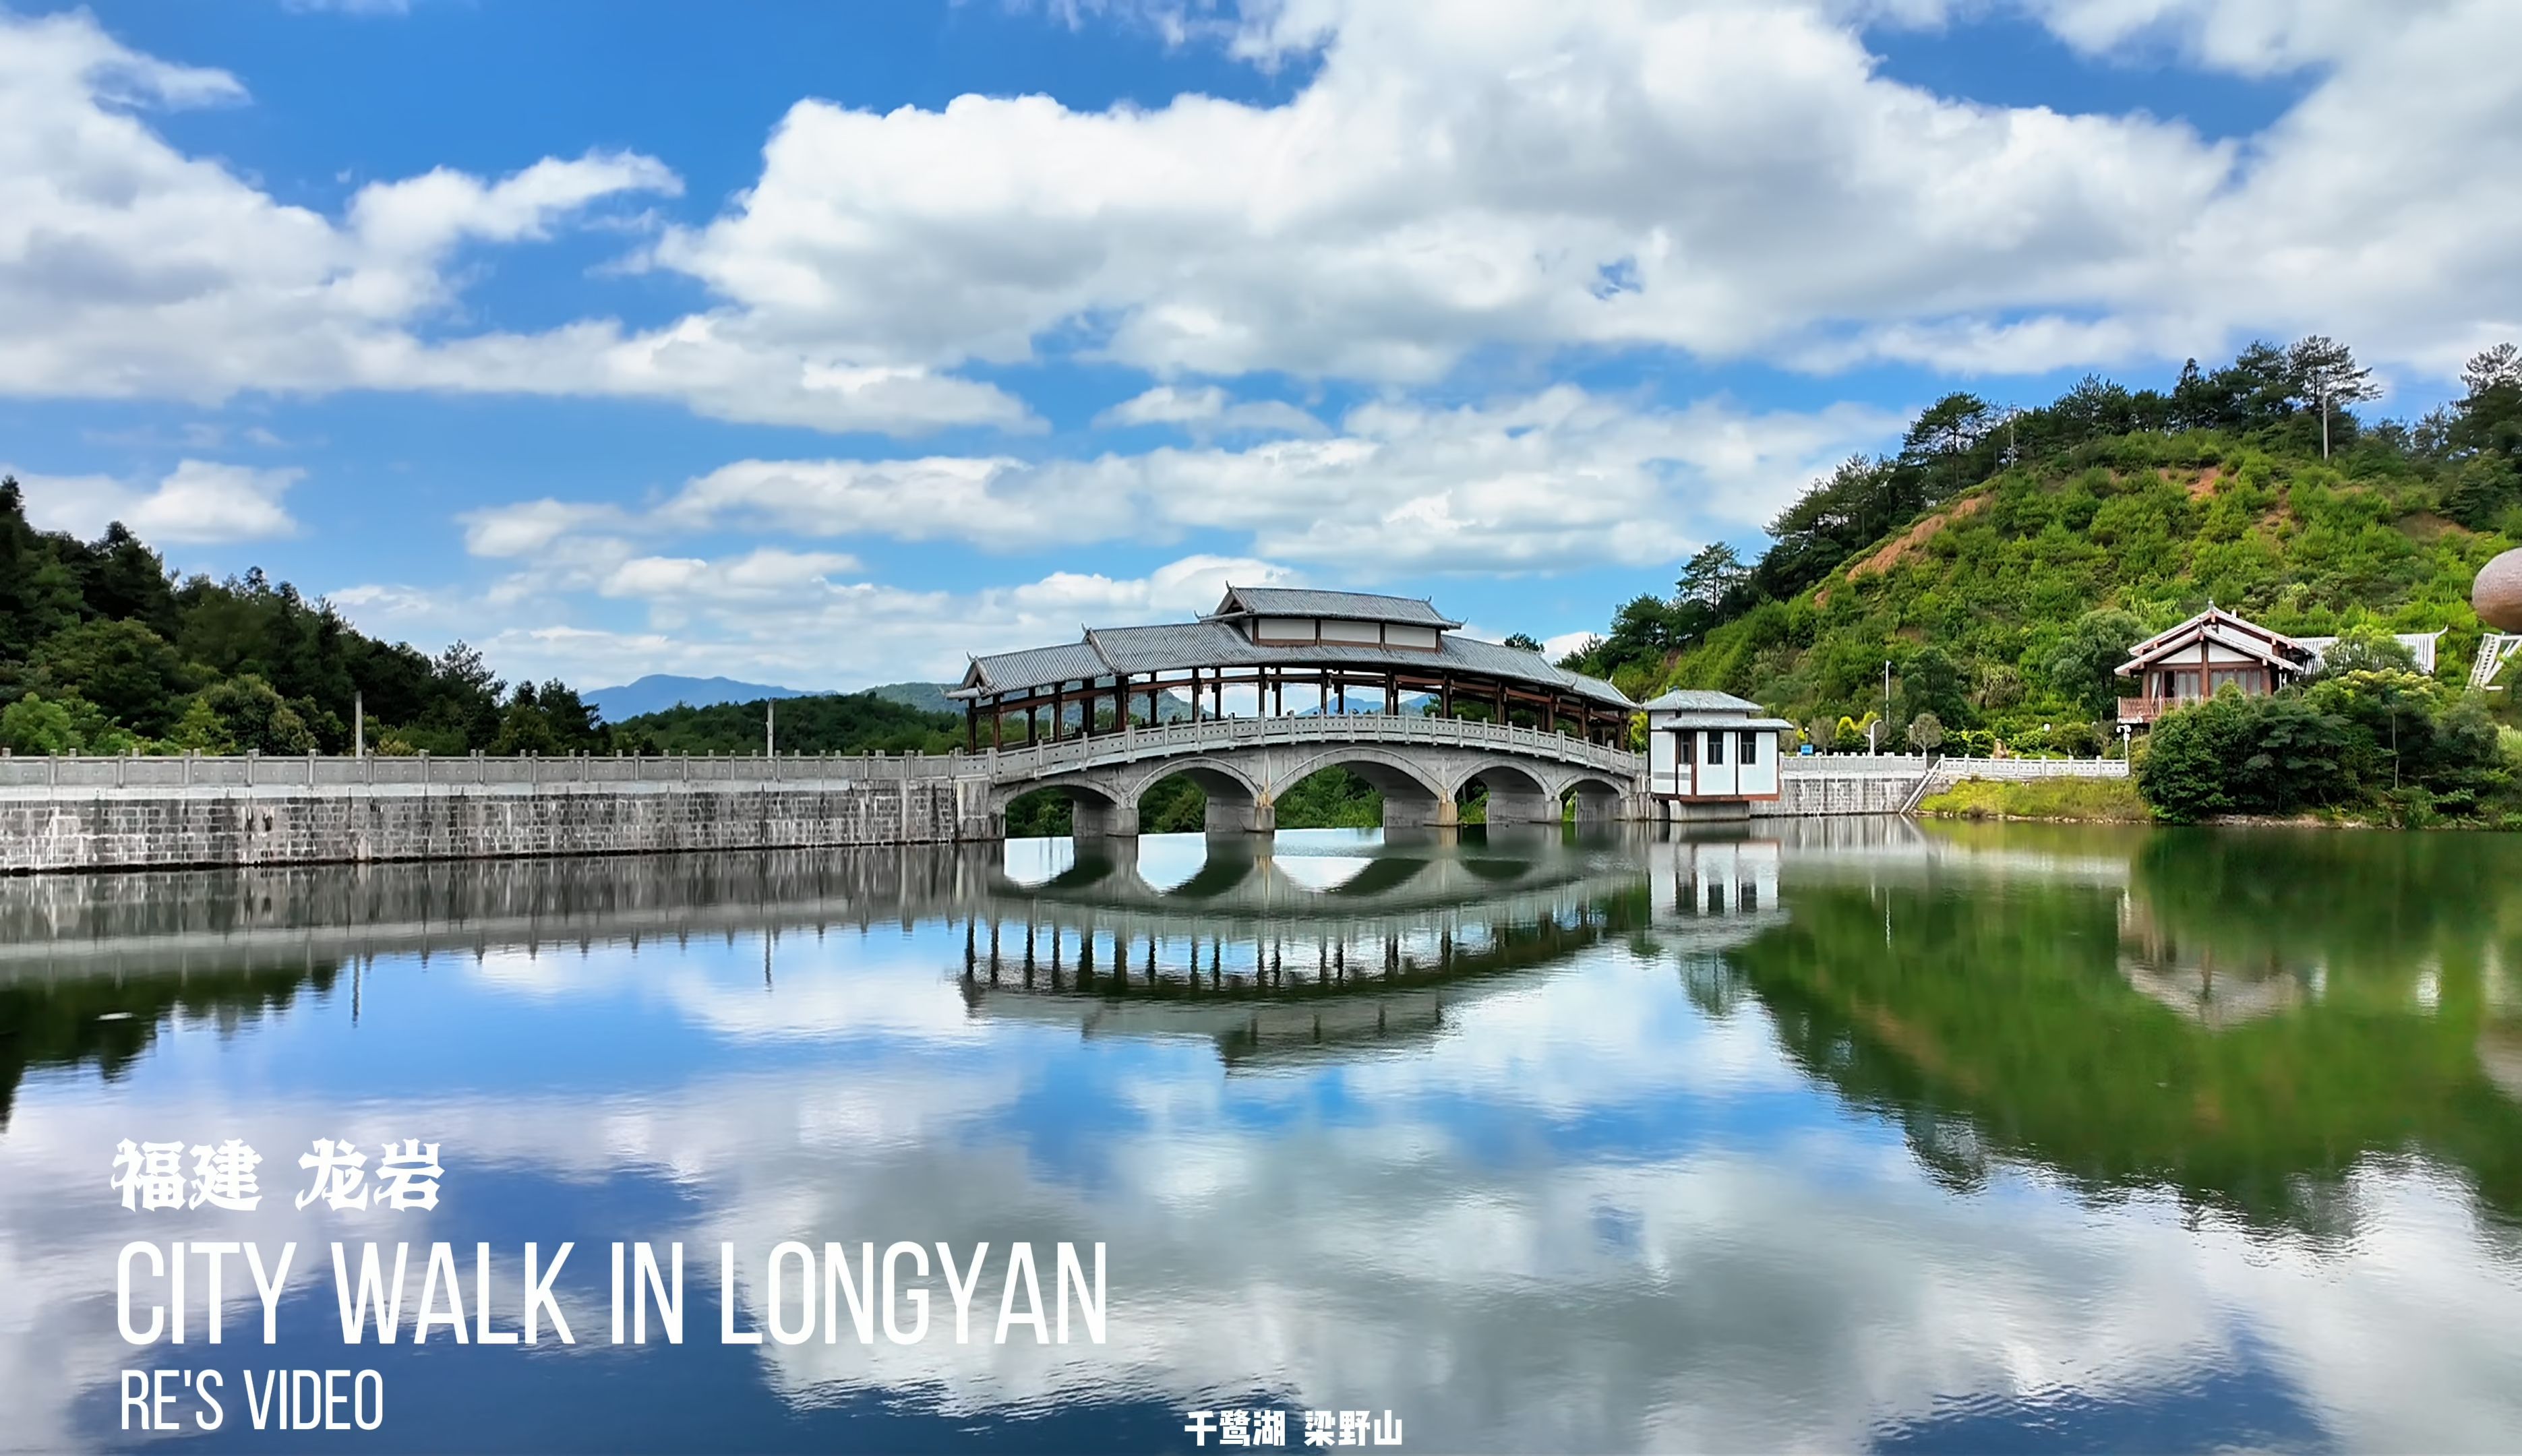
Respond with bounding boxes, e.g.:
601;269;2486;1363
2470;634;2522;690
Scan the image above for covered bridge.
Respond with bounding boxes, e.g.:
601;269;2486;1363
948;586;1635;748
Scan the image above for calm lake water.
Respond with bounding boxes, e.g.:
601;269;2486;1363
3;821;2520;1453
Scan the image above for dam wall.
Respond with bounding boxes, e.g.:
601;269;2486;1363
0;753;998;874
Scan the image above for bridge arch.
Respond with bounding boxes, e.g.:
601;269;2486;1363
1559;772;1630;827
978;716;1648;839
1451;760;1560;828
992;776;1137;839
1116;756;1271;835
1272;748;1450;831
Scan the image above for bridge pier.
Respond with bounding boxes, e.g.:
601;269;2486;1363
1568;787;1630;827
1380;793;1458;831
1072;795;1140;839
1205;795;1275;836
1482;787;1559;828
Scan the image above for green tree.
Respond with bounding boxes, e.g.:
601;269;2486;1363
1676;542;1747;609
198;675;316;755
2309;625;2418;678
2045;609;2146;720
30;619;200;736
1588;595;1687;674
1902;392;1994;497
162;697;236;754
2287;335;2380;459
2441;454;2520;530
1898;646;1973;729
1904;710;1945;754
0;693;80;755
1501;632;1544;653
80;522;178;636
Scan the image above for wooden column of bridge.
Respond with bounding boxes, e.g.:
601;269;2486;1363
965;663;1633;748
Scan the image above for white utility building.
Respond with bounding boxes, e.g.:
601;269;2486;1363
1642;690;1795;807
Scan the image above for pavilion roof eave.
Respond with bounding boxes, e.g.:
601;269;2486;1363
1205;584;1463;630
2121;606;2312;662
2116;622;2313;675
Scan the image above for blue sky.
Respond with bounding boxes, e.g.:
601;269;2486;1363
1;0;2513;692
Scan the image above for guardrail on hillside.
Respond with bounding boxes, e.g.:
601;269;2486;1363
1784;754;2128;779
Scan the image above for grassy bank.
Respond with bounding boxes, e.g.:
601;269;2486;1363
1918;775;2153;823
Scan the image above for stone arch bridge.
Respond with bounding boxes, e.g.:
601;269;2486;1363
982;715;1647;837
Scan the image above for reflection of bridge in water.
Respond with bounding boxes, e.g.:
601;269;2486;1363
961;830;1804;1066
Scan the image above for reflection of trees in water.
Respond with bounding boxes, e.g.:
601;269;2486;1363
2130;830;2522;990
1718;835;2522;1239
0;962;341;1129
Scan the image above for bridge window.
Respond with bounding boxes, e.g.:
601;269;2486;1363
1738;730;1759;763
1675;730;1695;764
1704;731;1724;765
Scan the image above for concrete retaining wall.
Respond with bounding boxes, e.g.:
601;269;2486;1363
0;775;998;874
1755;773;1921;817
1758;756;2129;818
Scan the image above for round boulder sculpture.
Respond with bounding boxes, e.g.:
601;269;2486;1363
2475;548;2522;633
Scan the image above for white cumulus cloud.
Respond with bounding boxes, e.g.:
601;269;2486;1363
640;388;1896;574
639;0;2522;384
0;9;1029;435
15;459;301;543
445;552;1297;690
1095;384;1326;435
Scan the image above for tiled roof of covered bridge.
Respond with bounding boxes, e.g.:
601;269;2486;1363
1206;586;1461;629
953;618;1634;708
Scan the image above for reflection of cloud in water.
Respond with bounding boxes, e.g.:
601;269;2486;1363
5;932;2520;1452
470;932;985;1042
1269;855;1377;892
999;837;1077;888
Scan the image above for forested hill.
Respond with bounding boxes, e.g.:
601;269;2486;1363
607;693;961;756
1565;339;2522;757
0;480;976;760
0;479;567;757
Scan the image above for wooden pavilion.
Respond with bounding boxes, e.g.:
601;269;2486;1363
947;587;1636;748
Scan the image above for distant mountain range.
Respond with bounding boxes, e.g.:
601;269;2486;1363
587;675;990;723
584;675;810;720
863;681;960;717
